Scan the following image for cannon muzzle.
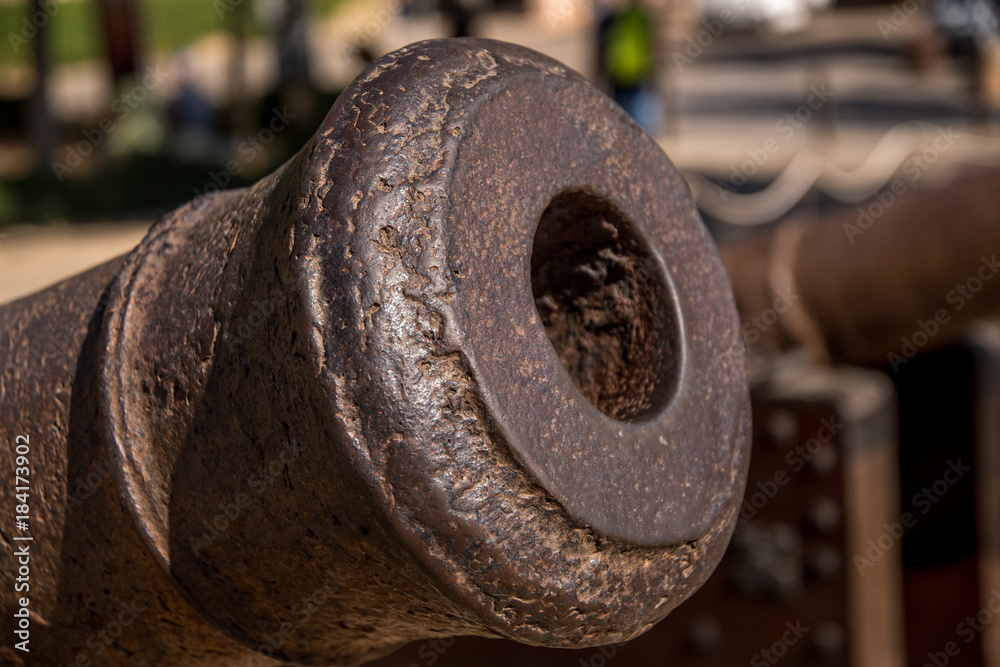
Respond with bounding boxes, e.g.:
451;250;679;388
0;38;749;666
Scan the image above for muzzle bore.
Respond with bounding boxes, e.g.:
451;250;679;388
0;38;749;667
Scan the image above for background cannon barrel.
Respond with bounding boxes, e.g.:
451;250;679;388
0;39;749;666
721;168;1000;367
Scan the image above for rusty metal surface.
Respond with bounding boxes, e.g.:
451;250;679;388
365;361;904;667
721;169;1000;366
0;38;749;665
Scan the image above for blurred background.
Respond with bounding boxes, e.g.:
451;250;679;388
2;0;1000;298
1;0;999;298
3;0;1000;666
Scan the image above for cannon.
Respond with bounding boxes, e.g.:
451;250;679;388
721;167;1000;366
0;39;750;666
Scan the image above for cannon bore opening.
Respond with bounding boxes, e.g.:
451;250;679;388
530;190;680;422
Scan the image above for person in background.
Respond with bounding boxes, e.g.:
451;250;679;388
440;0;476;38
929;0;1000;123
598;0;662;135
167;51;221;162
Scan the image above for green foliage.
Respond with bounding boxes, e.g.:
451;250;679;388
0;1;101;65
0;0;348;67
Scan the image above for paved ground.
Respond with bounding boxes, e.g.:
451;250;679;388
0;222;149;305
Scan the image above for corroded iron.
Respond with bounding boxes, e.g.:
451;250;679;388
722;168;1000;366
0;38;749;666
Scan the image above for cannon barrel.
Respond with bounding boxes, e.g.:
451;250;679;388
0;39;749;666
722;168;1000;366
